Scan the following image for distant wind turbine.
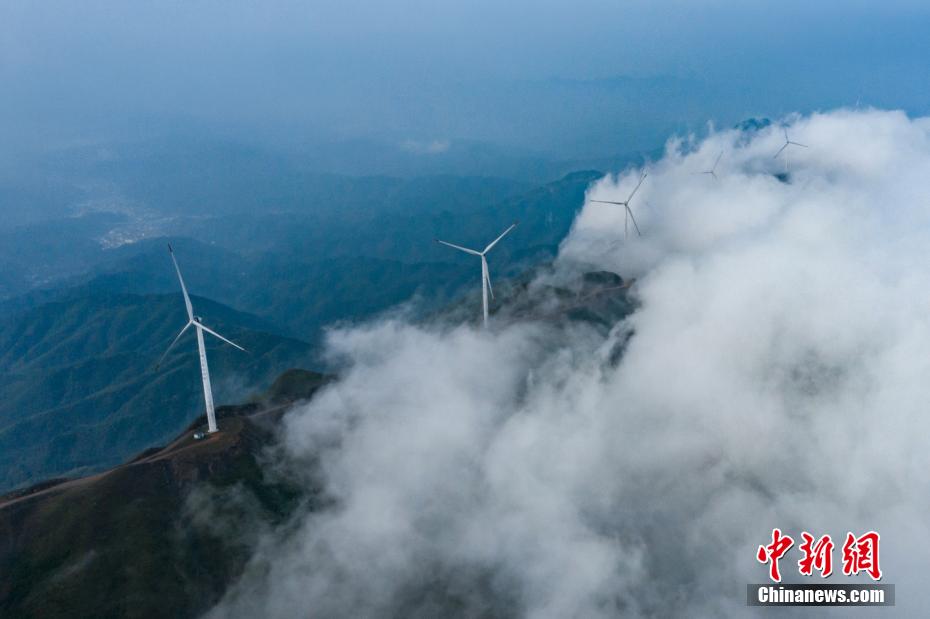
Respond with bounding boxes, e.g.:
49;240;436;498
590;172;647;239
436;222;518;328
158;245;246;434
773;128;807;172
696;151;723;180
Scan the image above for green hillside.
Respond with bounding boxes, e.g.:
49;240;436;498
0;169;601;492
0;170;600;335
0;293;314;492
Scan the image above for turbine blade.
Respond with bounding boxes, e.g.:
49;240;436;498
626;205;642;237
590;200;626;205
436;239;481;256
195;322;246;352
482;221;518;254
485;268;494;299
168;245;194;321
773;143;788;158
713;150;723;170
789;141;808;148
626;172;647;203
784;127;789;141
156;321;192;369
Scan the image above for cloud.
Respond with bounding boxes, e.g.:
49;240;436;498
210;109;930;617
400;139;452;155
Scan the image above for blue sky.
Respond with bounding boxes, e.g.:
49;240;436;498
3;1;930;160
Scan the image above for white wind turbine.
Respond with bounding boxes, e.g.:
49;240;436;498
436;222;518;328
590;171;647;239
696;150;723;180
158;245;246;434
773;127;807;172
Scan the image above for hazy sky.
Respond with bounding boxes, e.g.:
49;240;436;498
3;1;930;160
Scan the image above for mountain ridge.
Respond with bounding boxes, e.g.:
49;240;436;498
0;293;316;492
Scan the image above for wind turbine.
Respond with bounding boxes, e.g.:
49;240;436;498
696;151;723;180
158;245;246;434
773;127;807;172
590;172;647;239
436;222;518;328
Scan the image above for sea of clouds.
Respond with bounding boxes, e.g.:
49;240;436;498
209;109;930;618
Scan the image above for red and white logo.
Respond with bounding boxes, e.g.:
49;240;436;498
757;529;881;582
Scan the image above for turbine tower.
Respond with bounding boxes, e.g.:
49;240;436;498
773;128;807;172
158;245;246;434
590;171;647;239
436;222;518;328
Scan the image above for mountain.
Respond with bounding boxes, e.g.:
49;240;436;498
0;212;128;299
1;171;602;339
0;167;529;301
0;169;602;492
171;169;598;262
0;293;315;492
0;272;634;619
0;244;477;341
0;379;327;619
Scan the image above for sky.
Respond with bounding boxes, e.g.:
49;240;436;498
3;1;930;162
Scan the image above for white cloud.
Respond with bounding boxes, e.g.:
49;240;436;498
211;109;930;617
400;138;452;154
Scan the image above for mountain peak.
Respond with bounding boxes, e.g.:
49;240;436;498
0;375;326;619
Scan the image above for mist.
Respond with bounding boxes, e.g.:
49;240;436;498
200;109;930;617
5;1;930;167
